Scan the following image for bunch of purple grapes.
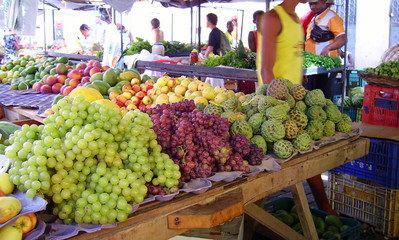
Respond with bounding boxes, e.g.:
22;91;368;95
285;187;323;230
143;100;262;182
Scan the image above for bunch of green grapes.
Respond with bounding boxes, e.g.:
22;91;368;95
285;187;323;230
5;95;181;225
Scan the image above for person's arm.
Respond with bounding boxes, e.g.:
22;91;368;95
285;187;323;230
129;32;134;43
347;52;354;68
153;29;160;44
205;46;214;57
261;10;281;84
12;41;22;50
320;34;345;56
248;31;256;52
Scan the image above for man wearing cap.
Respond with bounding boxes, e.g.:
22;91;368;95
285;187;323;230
305;0;345;57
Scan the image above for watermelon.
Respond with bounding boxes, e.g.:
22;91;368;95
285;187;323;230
350;87;364;99
351;94;364;107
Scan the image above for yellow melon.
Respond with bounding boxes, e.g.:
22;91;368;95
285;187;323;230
93;99;120;109
69;87;103;102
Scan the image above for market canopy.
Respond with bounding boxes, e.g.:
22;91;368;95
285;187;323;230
43;0;136;13
157;0;271;8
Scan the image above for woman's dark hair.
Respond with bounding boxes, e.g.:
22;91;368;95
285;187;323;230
207;13;218;26
151;18;160;28
80;24;90;31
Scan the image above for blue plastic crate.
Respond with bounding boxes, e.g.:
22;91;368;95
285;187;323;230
346;70;367;87
264;197;361;240
343;106;362;122
331;138;399;188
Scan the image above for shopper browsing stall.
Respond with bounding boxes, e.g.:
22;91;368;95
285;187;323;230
3;33;22;62
78;24;95;51
225;21;235;49
151;18;164;45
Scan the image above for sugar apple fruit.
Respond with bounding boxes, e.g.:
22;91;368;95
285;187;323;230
336;114;352;133
250;135;267;155
286;95;295;109
289;109;308;130
290;84;307;101
282;79;293;91
244;106;259;119
248;113;266;135
267;78;289;100
324;104;342;123
294;101;307;112
204;104;223;115
258;96;278;114
231;120;253;140
243;93;256;104
223;97;242;113
255;84;268;95
325;99;333;105
305;89;326;107
324;120;336;136
196;103;206;112
292;132;312;151
306;120;324;141
235;112;247;121
266;104;290;122
306;106;327;122
261;119;285;143
273;140;293;159
221;111;237;123
283;120;299;139
250;95;265;109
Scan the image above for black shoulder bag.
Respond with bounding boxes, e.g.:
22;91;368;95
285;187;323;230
310;19;335;42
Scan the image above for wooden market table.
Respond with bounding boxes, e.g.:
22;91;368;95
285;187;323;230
68;136;369;240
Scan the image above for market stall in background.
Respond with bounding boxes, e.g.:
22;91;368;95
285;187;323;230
0;0;398;239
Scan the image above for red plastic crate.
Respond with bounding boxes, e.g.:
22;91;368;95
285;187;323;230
362;85;399;128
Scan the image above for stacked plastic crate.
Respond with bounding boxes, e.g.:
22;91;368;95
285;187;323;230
329;70;399;238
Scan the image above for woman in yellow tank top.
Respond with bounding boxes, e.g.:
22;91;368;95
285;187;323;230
260;0;308;85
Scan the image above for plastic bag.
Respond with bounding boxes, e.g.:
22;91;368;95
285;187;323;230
102;24;121;67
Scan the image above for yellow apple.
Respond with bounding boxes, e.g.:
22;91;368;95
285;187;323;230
191;91;202;98
155;94;169;105
0;173;14;195
214;93;228;104
180;79;191;88
0;224;23;240
214;86;226;94
238;95;247;102
174;85;187;96
194;96;208;105
187;81;199;91
225;90;236;99
184;89;194;97
14;215;35;234
202;86;216;100
0;196;21;224
197;82;211;91
235;92;245;98
169;93;184;103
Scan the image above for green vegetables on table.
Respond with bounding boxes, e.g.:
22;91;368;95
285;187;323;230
303;51;342;70
203;41;252;69
123;37;152;56
161;41;193;55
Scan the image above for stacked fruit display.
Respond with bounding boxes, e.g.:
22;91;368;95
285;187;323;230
0;173;38;240
336;86;364;108
363;60;399;78
5;94;181;225
196;79;353;159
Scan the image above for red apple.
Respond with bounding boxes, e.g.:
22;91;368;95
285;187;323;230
146;84;154;92
138;104;146;111
40;84;52;94
93;61;102;69
142;96;152;105
14;215;34;234
131;78;140;85
87;59;96;67
81;76;90;83
78;69;84;75
89;67;101;77
122;85;132;92
109;91;119;100
130;96;140;106
51;83;63;94
124;100;133;107
60;84;67;94
83;66;93;76
46;75;57;86
69;79;80;88
102;65;110;72
56;74;67;84
115;100;124;108
66;66;73;70
116;95;127;104
68;70;82;81
145;79;155;85
135;91;145;99
76;62;87;70
131;84;141;93
63;86;75;96
26;213;37;229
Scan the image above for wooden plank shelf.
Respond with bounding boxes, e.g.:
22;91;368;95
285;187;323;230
70;137;369;240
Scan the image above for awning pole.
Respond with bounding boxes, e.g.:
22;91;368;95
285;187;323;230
120;13;123;57
43;1;47;55
198;1;201;51
52;9;55;41
340;0;349;113
240;10;244;46
190;1;193;45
